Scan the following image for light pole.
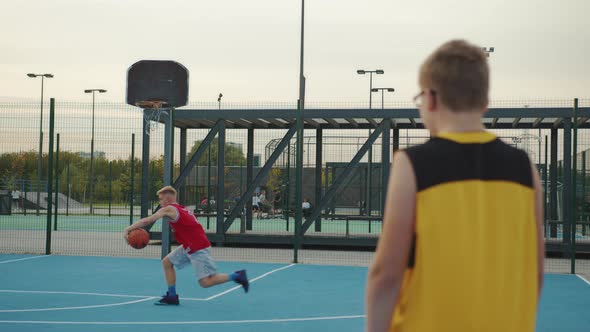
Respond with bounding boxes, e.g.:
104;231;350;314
294;0;305;263
84;88;107;214
371;87;394;218
27;73;53;216
371;87;395;109
217;93;223;110
482;47;495;57
357;69;384;216
357;69;384;109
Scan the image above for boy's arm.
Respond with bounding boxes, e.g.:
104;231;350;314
366;151;416;332
531;162;544;297
123;206;177;238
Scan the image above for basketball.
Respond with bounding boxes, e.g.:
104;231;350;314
127;228;150;249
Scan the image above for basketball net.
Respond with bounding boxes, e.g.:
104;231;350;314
136;100;170;136
511;132;542;161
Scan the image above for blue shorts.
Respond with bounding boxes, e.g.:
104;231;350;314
167;246;217;280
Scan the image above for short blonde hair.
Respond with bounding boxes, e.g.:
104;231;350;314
157;186;177;197
419;39;489;112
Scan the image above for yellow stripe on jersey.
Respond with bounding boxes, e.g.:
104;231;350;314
437;131;497;144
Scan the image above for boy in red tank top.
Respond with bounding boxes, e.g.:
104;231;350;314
124;186;249;305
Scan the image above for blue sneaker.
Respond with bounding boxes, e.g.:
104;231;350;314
154;292;179;305
234;269;249;293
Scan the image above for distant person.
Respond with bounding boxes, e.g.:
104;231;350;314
259;190;267;204
272;189;282;215
365;40;543;332
11;188;21;209
252;192;261;215
124;186;249;305
257;190;270;219
302;197;312;217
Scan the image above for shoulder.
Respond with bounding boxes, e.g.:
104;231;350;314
404;138;451;166
161;205;178;214
484;139;533;187
161;205;180;220
488;139;530;161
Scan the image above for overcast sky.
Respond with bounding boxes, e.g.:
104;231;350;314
1;0;589;105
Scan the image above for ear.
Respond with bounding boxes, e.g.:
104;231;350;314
426;90;437;112
481;101;489;115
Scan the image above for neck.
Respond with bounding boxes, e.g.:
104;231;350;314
432;109;485;135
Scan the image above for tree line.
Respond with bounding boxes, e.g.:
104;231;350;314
0;138;247;204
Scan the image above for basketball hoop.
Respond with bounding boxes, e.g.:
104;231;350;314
137;100;170;136
135;100;166;109
126;60;188;136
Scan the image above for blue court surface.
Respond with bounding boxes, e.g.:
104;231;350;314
0;254;588;332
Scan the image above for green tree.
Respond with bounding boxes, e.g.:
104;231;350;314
187;138;246;167
0;150;164;205
267;168;284;192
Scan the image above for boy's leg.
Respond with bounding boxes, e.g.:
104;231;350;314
198;274;230;288
191;248;250;292
198;271;249;292
155;247;189;305
162;257;176;288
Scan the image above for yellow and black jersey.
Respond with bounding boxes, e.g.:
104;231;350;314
391;131;538;332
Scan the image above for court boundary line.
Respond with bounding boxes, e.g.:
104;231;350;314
206;263;296;301
0;263;296;311
0;314;366;325
0;290;207;301
0;255;49;264
575;274;590;286
0;296;156;313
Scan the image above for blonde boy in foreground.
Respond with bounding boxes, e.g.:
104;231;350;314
366;40;544;332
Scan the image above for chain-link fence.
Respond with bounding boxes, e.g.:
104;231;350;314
0;100;589;274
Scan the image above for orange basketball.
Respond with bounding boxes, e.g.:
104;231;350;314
128;228;150;249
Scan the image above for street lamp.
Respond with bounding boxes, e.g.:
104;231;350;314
371;87;395;109
84;88;107;214
357;69;384;217
27;73;53;216
217;93;223;110
357;69;384;109
482;47;495;57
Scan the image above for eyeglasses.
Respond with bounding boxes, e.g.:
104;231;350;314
413;90;436;108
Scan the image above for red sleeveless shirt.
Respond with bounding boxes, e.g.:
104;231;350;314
168;203;210;253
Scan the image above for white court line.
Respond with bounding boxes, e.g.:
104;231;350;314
206;263;296;301
0;263;296;311
0;290;207;301
575;274;590;286
0;255;49;264
0;296;156;313
0;315;365;325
